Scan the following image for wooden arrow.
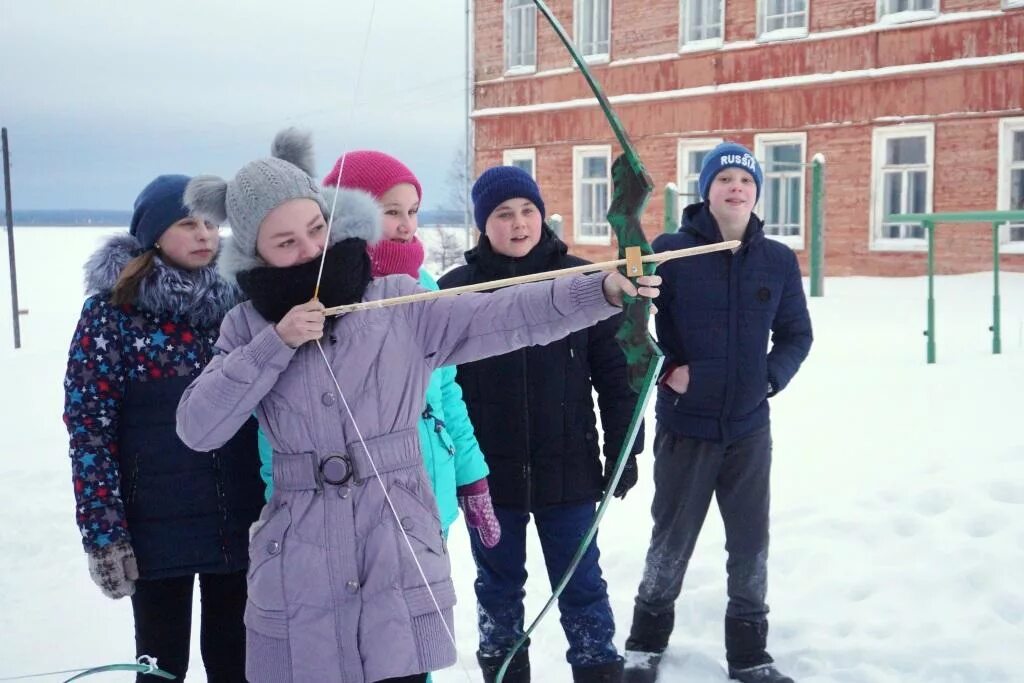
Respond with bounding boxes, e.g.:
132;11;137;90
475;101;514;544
324;240;738;317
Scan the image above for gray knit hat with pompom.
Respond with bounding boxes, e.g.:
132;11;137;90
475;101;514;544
184;127;379;283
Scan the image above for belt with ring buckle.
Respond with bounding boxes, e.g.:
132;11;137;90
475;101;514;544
319;454;352;486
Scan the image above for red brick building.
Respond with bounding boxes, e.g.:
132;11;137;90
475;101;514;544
470;0;1024;275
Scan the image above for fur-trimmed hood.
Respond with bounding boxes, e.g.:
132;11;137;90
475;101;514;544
217;185;382;286
84;233;240;327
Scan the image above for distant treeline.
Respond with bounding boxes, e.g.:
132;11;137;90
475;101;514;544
1;210;134;226
1;208;469;227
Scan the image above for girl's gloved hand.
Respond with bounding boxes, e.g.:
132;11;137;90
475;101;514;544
457;478;501;548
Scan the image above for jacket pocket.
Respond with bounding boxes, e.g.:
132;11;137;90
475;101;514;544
404;577;457;616
386;477;450;589
671;358;727;414
244;600;290;640
389;479;444;554
247;503;291;612
731;352;771;418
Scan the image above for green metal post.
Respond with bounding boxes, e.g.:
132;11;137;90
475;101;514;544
663;184;679;234
992;222;1002;355
926;221;936;364
809;154;825;297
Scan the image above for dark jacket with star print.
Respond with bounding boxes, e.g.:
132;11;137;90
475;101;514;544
62;234;264;578
653;202;813;443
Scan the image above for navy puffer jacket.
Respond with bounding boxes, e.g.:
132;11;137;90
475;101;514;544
652;203;812;442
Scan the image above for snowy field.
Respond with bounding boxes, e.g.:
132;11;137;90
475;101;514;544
0;227;1022;682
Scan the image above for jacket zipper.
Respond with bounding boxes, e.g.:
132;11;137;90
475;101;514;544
211;451;231;566
721;249;740;441
126;456;140;504
507;261;532;511
522;346;532;510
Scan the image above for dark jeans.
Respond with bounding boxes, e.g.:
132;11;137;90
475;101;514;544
635;424;772;621
380;676;427;682
131;571;247;682
470;502;620;667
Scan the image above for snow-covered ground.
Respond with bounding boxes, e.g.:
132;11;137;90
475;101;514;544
1;227;1021;682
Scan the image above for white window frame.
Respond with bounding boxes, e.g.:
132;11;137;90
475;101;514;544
755;132;807;250
574;0;611;64
870;123;935;251
758;0;809;41
676;137;723;207
573;145;613;246
877;0;939;25
997;117;1024;252
504;0;537;75
679;0;725;52
503;148;537;179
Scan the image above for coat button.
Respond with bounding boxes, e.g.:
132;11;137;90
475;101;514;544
321;392;336;406
338;486;349;499
346;580;359;593
401;517;413;531
267;540;280;555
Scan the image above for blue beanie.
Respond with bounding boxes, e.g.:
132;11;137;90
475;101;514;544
130;174;192;250
698;142;763;202
471;166;546;232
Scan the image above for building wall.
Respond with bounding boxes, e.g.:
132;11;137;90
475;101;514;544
472;0;1024;275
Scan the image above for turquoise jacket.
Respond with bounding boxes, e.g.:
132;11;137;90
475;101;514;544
257;269;489;532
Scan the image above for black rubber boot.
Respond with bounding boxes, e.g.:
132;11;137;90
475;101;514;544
622;651;662;683
624;606;675;654
571;658;624;682
623;607;675;682
725;617;793;682
478;649;530;683
728;663;795;683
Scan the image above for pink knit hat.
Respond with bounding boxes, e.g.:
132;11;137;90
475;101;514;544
322;150;422;200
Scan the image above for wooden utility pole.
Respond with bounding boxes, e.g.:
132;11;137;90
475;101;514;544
2;127;22;349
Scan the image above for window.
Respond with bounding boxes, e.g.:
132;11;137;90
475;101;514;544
575;0;611;60
755;133;806;247
680;0;724;50
573;146;612;245
505;0;537;73
1005;0;1024;8
997;117;1024;247
676;138;722;205
502;148;536;178
877;0;938;23
760;0;808;39
871;124;934;249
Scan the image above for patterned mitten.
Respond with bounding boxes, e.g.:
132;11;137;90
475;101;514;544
458;479;501;548
88;539;139;599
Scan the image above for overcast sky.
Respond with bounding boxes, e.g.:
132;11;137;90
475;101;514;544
0;1;471;210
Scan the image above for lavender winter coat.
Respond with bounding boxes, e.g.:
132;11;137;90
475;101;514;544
176;271;619;683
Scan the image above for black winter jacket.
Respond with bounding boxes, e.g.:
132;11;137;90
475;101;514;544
438;228;643;510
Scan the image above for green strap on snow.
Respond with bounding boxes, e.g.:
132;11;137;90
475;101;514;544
62;657;176;682
0;656;175;682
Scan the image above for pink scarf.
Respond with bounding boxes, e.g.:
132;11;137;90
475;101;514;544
366;235;425;279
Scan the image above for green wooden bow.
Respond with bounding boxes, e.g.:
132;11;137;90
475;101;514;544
494;3;665;681
62;660;175;682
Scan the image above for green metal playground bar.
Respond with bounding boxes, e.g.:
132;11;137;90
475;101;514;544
887;210;1024;364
